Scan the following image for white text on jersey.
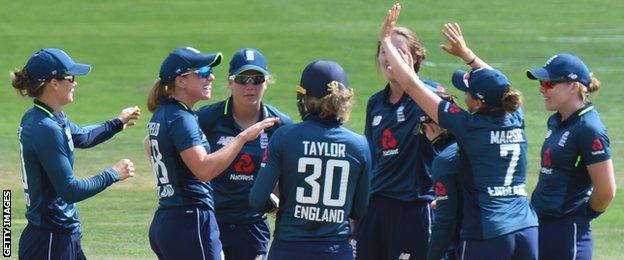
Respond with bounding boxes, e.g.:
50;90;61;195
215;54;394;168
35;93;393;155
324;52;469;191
294;205;345;223
490;129;525;144
302;141;346;158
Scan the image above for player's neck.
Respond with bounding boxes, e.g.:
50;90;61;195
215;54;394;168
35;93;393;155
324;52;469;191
558;99;585;121
37;94;64;115
232;100;261;129
387;80;404;104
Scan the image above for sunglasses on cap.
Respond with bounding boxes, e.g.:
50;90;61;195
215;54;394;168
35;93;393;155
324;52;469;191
229;75;268;85
181;66;213;79
540;79;573;90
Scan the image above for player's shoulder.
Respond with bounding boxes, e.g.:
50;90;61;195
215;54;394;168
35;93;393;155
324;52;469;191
196;100;226;116
263;103;294;125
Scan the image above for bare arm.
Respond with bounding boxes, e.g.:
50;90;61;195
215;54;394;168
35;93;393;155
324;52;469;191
587;159;616;212
379;4;441;122
439;23;492;70
181;117;279;181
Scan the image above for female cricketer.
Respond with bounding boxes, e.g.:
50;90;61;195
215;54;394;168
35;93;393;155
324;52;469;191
379;4;538;259
13;48;139;259
196;48;292;260
355;13;444;260
527;53;616;260
250;60;371;260
145;46;277;259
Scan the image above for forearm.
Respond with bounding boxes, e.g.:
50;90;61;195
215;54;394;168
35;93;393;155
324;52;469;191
73;118;124;148
199;135;246;181
381;38;441;122
456;49;492;70
59;168;118;203
589;189;615;212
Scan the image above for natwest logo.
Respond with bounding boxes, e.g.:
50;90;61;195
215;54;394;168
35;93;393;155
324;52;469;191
233;153;255;174
542;147;552;168
381;129;397;149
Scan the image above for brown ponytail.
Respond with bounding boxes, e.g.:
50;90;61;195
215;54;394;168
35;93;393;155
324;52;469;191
10;69;45;98
147;79;173;112
501;87;523;113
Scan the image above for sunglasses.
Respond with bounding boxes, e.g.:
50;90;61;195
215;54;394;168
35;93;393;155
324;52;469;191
181;66;213;79
540;79;573;90
229;75;268;85
54;75;75;83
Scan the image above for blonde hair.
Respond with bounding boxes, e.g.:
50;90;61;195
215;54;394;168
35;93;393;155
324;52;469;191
304;87;354;124
579;73;601;103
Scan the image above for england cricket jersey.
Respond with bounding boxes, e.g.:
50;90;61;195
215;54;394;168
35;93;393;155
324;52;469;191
428;139;462;260
19;100;124;232
438;100;538;239
196;97;293;224
365;81;443;202
147;98;213;209
250;117;371;241
531;104;611;217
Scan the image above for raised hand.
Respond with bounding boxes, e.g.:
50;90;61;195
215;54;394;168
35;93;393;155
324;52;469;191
439;23;473;60
112;158;135;181
117;106;141;130
380;3;401;41
239;117;280;142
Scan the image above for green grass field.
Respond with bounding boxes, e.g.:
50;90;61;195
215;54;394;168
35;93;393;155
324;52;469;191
1;0;623;259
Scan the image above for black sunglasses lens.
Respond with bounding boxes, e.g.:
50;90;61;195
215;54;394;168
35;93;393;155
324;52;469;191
235;75;266;85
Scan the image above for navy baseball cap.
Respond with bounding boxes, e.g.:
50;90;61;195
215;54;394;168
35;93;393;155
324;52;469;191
297;60;350;98
24;48;91;82
527;53;590;86
452;67;510;106
159;47;222;85
229;48;269;76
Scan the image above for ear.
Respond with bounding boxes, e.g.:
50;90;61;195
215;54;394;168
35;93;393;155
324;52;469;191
174;76;186;89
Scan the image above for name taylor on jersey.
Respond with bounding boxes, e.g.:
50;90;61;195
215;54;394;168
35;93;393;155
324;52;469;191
294;140;348;223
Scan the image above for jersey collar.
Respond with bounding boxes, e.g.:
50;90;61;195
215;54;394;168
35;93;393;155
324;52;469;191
382;84;410;107
550;103;594;128
33;99;55;117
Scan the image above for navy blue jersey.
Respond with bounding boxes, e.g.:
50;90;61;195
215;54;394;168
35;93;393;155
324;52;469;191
437;100;538;239
364;81;442;202
250;118;371;241
428;140;461;260
147;98;213;209
18;100;123;232
196;97;293;224
532;104;611;217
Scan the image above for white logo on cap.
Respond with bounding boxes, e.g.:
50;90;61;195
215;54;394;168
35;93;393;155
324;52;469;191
245;50;255;61
51;70;57;75
545;55;558;66
185;47;200;53
568;73;578;79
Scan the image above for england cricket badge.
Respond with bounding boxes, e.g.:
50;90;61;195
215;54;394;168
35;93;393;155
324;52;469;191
260;133;268;149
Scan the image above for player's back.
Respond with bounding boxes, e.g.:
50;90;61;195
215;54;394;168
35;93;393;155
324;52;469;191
271;119;370;241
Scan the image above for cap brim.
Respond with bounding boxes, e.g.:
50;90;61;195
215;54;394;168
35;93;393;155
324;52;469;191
66;63;92;76
192;52;223;69
526;68;551;81
231;64;269;76
451;70;470;92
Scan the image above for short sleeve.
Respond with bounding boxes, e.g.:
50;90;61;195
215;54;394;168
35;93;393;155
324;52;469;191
577;125;611;165
169;113;205;152
437;100;471;139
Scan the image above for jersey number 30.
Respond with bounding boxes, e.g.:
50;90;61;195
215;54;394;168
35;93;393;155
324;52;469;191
296;157;350;207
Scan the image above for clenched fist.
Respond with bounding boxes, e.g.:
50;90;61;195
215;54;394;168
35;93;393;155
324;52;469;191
112;159;135;181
